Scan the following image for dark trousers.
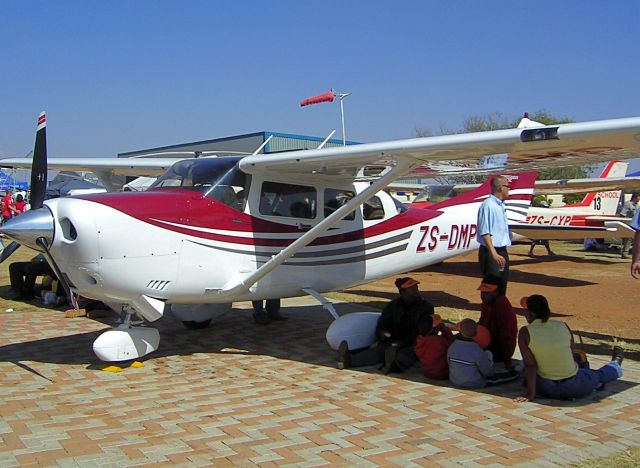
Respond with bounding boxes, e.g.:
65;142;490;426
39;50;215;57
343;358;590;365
252;299;281;315
9;261;54;295
479;245;509;295
349;342;418;372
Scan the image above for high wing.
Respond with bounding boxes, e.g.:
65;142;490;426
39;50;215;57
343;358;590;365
239;117;640;180
0;157;183;177
3;117;640;185
0;157;184;192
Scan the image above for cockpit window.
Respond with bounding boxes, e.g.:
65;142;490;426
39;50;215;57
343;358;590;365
149;157;249;209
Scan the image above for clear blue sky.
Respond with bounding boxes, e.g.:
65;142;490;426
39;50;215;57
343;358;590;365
1;1;639;172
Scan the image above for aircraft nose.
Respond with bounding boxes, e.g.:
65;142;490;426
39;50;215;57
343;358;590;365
0;207;55;250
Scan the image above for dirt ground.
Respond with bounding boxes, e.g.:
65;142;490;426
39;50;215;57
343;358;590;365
0;240;637;354
334;240;639;358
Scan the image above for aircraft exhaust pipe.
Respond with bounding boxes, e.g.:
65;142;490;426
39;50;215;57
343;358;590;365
0;207;55;252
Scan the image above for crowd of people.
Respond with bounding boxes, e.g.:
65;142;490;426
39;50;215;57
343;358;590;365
335;275;625;403
1;190;27;223
335;175;629;403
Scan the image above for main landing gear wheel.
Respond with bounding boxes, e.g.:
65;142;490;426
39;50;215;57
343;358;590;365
182;319;212;330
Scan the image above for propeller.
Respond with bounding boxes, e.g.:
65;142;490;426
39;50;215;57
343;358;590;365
0;112;78;309
0;111;49;263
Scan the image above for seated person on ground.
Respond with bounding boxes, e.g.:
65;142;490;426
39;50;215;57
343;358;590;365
338;277;434;374
514;295;624;403
477;278;518;370
9;254;55;299
448;318;520;389
415;314;455;380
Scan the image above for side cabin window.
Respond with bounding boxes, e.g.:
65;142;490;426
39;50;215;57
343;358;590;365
149;157;249;210
324;188;356;220
363;196;385;220
259;182;316;219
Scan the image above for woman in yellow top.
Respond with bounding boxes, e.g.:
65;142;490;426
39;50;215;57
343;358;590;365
514;295;623;402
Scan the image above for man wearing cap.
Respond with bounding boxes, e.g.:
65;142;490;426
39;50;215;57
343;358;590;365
476;175;511;295
478;279;517;370
338;277;434;373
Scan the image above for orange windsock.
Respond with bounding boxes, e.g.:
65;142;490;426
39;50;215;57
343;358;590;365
300;91;335;107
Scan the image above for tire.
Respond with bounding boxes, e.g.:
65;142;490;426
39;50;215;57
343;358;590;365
182;319;212;330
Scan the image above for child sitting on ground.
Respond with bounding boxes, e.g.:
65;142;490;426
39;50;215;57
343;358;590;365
447;318;520;389
415;314;455;380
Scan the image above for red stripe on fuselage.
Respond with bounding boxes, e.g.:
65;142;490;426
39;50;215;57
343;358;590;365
77;189;442;246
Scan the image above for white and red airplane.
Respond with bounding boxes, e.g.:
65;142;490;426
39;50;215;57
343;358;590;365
511;160;635;240
410;160;638;241
2;112;640;362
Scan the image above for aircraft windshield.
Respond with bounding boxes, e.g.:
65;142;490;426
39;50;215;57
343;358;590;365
413;185;457;203
149;157;249;209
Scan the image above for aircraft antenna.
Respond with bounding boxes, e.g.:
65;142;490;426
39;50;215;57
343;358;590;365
301;89;351;146
252;134;274;155
317;130;337;150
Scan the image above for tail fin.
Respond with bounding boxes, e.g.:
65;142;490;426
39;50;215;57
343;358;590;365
564;161;627;215
429;172;538;223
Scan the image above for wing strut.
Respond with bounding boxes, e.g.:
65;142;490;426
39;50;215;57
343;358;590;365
207;160;415;298
302;288;339;320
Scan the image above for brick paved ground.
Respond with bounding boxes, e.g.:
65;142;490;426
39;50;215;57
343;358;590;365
0;299;638;467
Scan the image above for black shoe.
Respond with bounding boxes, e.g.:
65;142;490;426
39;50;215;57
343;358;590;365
253;312;270;325
16;293;35;300
267;311;287;321
382;343;399;374
612;346;624;366
337;340;351;370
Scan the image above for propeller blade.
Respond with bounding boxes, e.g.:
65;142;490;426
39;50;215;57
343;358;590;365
0;112;49;265
0;241;21;264
29;112;48;210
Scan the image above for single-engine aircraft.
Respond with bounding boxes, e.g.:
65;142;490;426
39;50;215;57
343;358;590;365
410;160;638;240
510;160;635;240
2;112;640;362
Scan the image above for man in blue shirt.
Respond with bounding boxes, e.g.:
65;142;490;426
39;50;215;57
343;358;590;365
476;175;511;294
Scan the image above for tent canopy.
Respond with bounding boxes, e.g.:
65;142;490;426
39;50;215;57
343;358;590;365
0;170;28;190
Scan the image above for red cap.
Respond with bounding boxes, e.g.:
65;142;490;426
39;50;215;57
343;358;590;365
400;278;419;289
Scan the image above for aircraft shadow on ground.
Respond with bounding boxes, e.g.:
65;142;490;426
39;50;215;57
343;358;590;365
0;303;634;405
573;329;640;362
343;288;572;319
418;260;596;287
510;251;622;266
